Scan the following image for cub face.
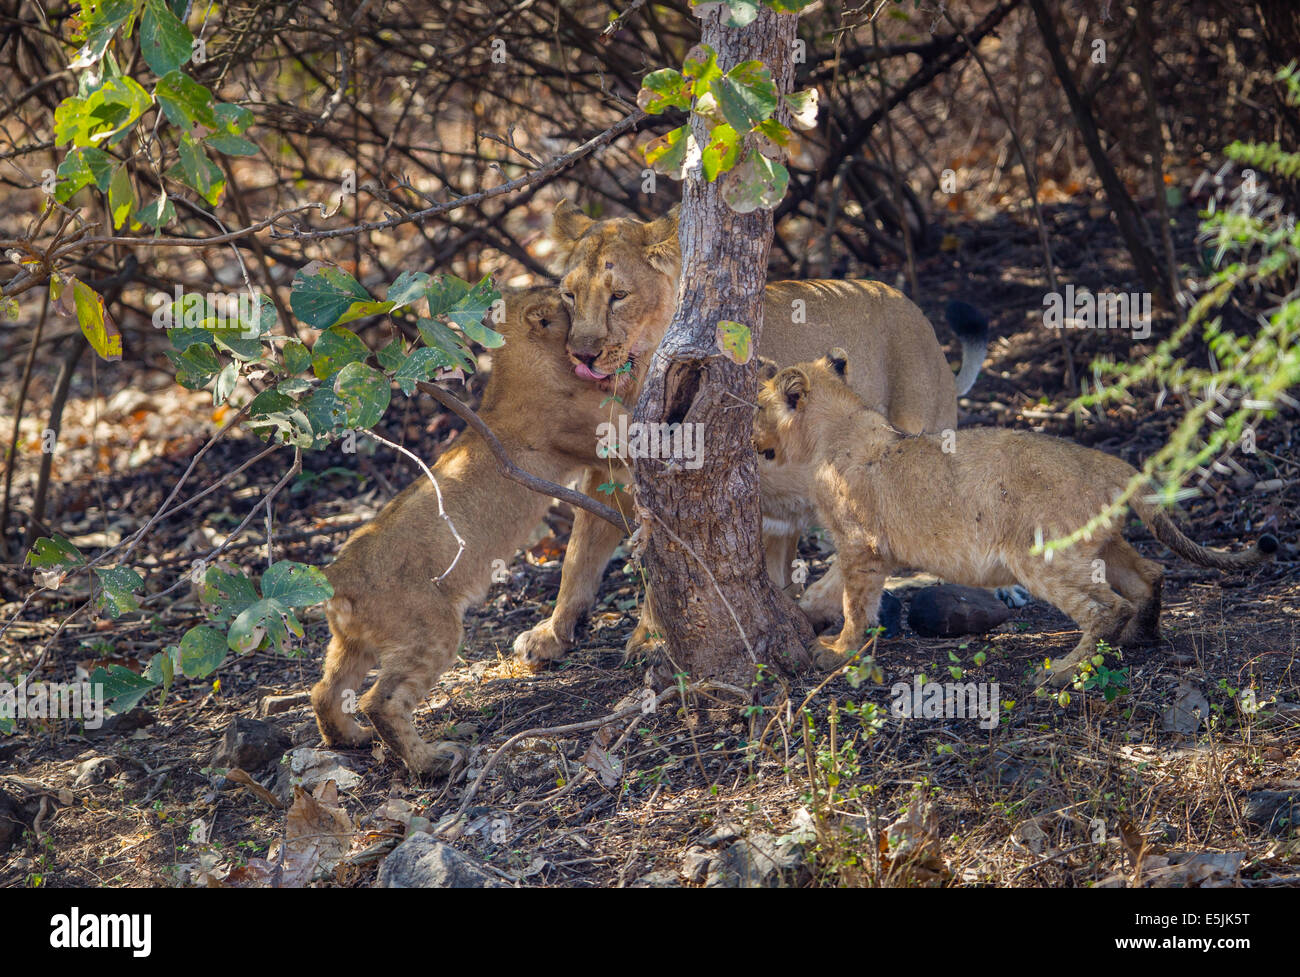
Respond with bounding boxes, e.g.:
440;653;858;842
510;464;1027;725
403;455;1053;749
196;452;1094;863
752;348;851;466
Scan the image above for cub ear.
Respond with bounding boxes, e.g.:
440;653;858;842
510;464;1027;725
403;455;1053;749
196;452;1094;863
824;347;849;380
775;367;809;412
756;355;780;382
524;292;569;336
642;206;682;276
551;200;594;248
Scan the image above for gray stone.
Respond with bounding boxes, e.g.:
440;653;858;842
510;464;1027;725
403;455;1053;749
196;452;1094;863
907;584;1012;638
377;833;506;888
1242;791;1300;836
72;757;116;787
258;692;311;717
681;848;712;883
211;717;291;772
632;870;681;888
704;832;808;888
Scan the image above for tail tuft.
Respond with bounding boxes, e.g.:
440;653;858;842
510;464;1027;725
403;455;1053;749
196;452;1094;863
1259;533;1279;555
946;300;990;397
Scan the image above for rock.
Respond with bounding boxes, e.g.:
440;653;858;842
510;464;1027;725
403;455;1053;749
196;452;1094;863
680;848;711;884
258;692;311;717
377;833;506;888
705;833;808;888
907;584;1011;638
72;757;116;788
211;717;291;772
632;870;681;888
1242;791;1300;836
274;748;362;801
699;821;743;848
1160;683;1210;734
86;709;155;739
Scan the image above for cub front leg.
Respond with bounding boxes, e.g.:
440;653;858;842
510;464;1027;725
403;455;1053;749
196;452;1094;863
513;468;632;665
815;546;891;670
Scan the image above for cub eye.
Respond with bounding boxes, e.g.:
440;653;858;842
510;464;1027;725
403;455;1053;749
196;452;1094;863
537;317;550;329
611;290;628;302
762;449;775;461
562;292;575;305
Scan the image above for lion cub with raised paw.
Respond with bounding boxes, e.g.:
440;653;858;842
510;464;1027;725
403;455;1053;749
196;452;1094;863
312;286;603;776
752;351;1278;687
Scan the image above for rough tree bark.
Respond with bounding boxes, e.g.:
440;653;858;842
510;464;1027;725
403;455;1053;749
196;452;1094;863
630;5;813;686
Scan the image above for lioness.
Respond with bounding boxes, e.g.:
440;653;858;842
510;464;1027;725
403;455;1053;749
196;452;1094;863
310;286;617;775
512;201;990;665
752;352;1278;686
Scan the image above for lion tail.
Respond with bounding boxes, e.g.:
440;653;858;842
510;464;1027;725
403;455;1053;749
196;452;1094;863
946;300;989;397
1131;497;1278;571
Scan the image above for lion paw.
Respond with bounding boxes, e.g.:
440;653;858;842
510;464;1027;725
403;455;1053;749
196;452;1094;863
513;618;572;666
406;740;466;778
995;585;1032;609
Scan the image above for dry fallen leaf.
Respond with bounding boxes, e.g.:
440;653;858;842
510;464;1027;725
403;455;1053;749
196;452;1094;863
274;779;352;888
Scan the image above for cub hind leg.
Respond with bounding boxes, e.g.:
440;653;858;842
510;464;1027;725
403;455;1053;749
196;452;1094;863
1101;538;1164;645
312;614;377;748
1014;553;1135;688
360;622;465;777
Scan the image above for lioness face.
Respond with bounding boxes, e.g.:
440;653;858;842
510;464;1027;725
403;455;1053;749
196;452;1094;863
549;201;680;394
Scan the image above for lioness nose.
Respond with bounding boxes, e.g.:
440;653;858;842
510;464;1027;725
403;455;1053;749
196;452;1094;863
572;351;600;367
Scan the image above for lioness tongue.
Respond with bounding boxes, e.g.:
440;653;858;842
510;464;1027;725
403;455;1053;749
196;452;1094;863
575;363;610;381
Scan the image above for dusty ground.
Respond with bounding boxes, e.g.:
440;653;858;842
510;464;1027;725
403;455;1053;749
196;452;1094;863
1;198;1297;888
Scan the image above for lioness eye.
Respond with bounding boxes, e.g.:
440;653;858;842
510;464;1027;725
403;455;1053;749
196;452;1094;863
611;290;628;302
562;292;575;304
762;449;775;460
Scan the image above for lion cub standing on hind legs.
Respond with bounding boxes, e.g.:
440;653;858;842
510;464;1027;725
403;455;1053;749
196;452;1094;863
311;287;611;776
752;351;1278;686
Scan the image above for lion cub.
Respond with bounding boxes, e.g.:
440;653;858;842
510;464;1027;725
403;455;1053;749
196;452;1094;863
753;352;1277;686
311;287;607;775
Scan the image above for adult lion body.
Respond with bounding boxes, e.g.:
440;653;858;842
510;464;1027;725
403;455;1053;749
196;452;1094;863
311;287;614;775
512;202;989;665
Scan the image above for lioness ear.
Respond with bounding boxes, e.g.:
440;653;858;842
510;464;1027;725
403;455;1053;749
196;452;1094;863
825;347;849;380
642;206;681;276
756;356;779;381
551;200;594;247
775;367;809;412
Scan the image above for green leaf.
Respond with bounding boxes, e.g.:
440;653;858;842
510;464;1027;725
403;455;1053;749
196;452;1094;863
416;316;475;373
213;361;238;405
764;0;818;11
72;276;123;359
282;338;312;375
135;191;176;229
26;534;85;570
301;385;349;439
68;0;137;70
54;147;114;202
643;125;697;180
54;75;152;148
107;163;135;230
88;665;158;716
212;293;272;361
682;45;721;89
311;324;371;379
333;361;391;429
206;102;257;156
201;566;260;624
702;123;741;181
386;269;430;313
168;134;225;205
721;149;789;213
716;320;752;364
424;276;470;318
449;277;503;345
714;61;778;134
260;561;333;607
691;0;759;28
94;565;144;619
144;647;178;697
177;625;228;679
376;335;405;372
247;389;314;447
140;0;193;76
291;265;372;331
393;346;455;395
637;68;691;114
166;342;221;389
154;70;218;137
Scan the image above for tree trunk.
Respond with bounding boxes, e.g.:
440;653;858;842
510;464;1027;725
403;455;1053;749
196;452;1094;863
630;5;813;686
